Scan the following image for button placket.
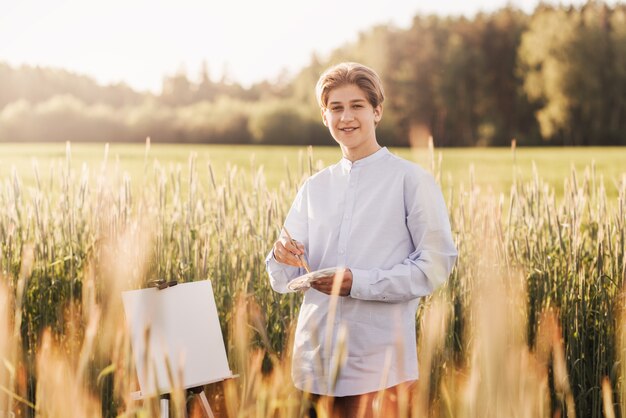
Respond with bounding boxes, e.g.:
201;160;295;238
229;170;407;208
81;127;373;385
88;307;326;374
337;166;358;265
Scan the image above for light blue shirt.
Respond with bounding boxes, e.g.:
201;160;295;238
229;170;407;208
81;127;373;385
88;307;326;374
266;147;457;396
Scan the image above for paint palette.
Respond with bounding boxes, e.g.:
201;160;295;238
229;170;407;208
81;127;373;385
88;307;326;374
287;267;343;291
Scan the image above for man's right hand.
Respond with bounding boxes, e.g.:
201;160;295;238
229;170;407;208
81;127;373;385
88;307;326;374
273;237;305;267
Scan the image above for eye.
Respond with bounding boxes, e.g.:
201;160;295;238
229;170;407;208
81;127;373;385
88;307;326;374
353;104;363;109
330;106;342;112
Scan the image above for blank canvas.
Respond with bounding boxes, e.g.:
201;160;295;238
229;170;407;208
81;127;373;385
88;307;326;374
122;280;233;397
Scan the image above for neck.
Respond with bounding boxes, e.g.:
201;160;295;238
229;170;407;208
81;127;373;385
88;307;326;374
341;142;382;162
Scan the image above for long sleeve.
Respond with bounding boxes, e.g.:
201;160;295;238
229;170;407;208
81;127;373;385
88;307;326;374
265;181;309;293
349;172;457;302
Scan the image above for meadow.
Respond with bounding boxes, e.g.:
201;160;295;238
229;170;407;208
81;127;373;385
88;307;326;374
0;142;625;418
2;142;626;197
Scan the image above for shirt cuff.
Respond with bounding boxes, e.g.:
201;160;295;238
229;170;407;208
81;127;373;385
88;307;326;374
265;249;287;277
349;268;370;299
265;249;302;293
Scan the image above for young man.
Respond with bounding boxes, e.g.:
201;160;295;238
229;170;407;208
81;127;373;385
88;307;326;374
266;62;457;417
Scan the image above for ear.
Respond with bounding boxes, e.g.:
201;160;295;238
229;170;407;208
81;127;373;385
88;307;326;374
321;108;329;127
373;104;383;124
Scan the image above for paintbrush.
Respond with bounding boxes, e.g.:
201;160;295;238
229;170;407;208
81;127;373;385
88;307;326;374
282;226;311;273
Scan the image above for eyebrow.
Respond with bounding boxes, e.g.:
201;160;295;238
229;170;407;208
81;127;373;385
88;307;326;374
328;99;367;106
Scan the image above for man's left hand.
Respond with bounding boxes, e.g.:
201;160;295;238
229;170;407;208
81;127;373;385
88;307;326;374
310;268;352;296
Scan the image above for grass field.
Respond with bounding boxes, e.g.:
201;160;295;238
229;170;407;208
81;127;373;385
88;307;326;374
1;142;625;198
0;141;625;417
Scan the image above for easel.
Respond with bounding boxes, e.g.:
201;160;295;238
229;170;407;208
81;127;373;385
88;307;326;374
131;382;220;418
123;280;235;418
159;386;214;418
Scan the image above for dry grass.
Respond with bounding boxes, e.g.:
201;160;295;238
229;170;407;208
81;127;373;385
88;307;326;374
0;141;624;417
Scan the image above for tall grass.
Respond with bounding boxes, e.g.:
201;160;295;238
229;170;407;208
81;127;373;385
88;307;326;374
0;142;624;417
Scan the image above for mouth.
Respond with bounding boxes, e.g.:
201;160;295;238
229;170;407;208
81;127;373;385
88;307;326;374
340;127;358;132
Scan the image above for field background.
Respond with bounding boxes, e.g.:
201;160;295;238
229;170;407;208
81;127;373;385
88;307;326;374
2;143;625;198
1;142;625;418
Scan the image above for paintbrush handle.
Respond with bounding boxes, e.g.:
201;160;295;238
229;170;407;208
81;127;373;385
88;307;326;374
282;226;311;273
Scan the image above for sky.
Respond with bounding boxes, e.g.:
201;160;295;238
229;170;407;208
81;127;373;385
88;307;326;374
0;0;606;93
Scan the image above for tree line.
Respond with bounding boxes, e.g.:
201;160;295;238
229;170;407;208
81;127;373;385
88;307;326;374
0;1;624;146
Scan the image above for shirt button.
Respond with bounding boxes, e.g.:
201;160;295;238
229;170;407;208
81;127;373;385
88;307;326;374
339;249;345;255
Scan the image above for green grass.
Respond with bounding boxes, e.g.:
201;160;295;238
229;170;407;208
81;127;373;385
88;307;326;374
1;143;624;198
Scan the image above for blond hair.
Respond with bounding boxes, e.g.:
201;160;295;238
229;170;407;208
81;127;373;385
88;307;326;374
315;62;385;110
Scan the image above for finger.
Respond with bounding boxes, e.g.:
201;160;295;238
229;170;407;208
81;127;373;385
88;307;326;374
313;279;336;292
281;237;303;255
312;277;350;296
289;241;304;255
273;241;286;259
273;242;288;263
316;275;339;285
275;242;302;267
311;283;330;295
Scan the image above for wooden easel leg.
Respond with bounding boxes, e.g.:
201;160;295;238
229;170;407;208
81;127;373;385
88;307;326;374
198;391;215;418
160;397;169;418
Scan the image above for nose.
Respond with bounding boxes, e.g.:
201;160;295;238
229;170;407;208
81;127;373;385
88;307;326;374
341;108;355;122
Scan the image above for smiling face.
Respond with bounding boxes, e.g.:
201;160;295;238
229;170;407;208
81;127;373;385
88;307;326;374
322;83;383;161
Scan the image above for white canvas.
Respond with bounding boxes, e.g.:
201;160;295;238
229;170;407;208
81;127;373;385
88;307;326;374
122;280;233;397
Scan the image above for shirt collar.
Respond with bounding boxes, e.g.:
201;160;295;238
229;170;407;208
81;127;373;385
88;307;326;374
340;147;390;172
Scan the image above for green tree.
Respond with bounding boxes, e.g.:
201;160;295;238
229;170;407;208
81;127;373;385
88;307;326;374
248;100;324;145
161;68;194;106
479;8;537;146
519;2;626;145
